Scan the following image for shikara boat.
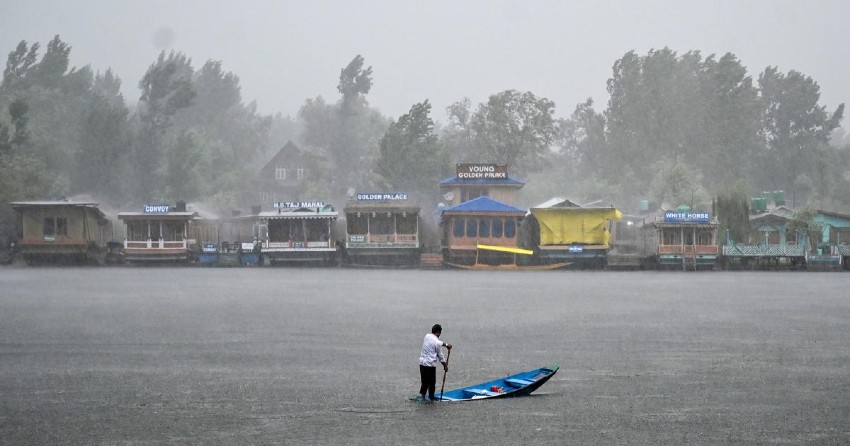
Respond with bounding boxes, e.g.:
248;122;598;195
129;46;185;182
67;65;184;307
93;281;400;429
443;244;569;270
421;365;559;402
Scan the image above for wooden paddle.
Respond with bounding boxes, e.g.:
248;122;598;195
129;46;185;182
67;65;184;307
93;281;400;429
439;347;451;401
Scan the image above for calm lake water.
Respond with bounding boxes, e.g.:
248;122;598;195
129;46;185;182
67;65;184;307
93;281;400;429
1;267;849;445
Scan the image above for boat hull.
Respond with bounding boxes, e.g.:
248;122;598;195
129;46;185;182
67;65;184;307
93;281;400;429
432;365;558;402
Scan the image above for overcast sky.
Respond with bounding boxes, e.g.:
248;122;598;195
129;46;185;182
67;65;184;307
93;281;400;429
1;0;847;124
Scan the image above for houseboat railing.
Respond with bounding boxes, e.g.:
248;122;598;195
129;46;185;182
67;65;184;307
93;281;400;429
354;233;418;243
658;245;720;255
264;240;334;249
125;240;189;249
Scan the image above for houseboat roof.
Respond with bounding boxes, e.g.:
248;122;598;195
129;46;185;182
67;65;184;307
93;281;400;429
749;206;795;223
439;177;525;187
11;201;108;221
344;201;420;213
117;211;197;221
258;209;338;220
11;200;101;208
442;196;525;214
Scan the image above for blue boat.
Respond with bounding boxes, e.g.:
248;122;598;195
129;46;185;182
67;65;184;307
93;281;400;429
426;365;558;402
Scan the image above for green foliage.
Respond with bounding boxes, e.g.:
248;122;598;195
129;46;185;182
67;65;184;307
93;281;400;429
650;159;709;210
299;55;388;199
714;184;751;244
375;100;449;196
337;55;372;107
445;91;557;175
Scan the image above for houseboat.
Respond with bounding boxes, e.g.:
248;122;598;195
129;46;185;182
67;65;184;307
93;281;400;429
647;209;720;270
10;200;114;265
342;193;422;267
191;213;262;266
440;196;553;269
524;198;623;269
807;210;850;270
117;202;197;263
606;214;649;269
258;201;338;266
720;206;806;270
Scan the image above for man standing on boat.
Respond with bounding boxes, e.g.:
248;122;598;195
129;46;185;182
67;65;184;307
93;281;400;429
419;324;452;401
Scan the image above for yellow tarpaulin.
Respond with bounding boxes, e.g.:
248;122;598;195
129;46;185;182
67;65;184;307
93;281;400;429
531;208;623;246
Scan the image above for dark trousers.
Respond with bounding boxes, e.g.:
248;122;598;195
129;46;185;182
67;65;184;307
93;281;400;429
419;365;437;399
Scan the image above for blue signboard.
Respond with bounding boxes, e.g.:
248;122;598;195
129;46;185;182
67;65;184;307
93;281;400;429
144;204;170;214
568;245;583;253
664;211;711;223
356;193;408;201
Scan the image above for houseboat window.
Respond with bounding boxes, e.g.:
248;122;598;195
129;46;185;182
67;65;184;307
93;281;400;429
479;218;490;237
290;221;304;241
505;220;516;238
43;217;68;237
466;218;478;237
297;168;304;180
162;222;184;241
305;220;327;241
661;230;680;245
126;221;147;241
492;219;503;237
269;220;289;241
453;219;464;238
397;213;417;234
371;213;392;235
347;213;368;235
149;222;162;241
275;168;286;180
697;231;712;245
462;188;487;202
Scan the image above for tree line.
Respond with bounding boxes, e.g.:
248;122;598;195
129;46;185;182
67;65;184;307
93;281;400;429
0;37;847;244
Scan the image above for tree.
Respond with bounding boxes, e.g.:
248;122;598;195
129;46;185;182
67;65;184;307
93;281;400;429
758;66;845;192
1;40;39;93
337;54;372;110
649;159;709;210
298;55;388;199
375;100;449;195
446;90;557;175
714;183;751;244
558;98;607;172
134;51;195;199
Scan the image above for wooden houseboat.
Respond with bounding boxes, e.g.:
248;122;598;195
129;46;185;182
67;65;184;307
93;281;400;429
10;200;113;265
647;209;720;270
342;193;421;267
191;213;262;266
523;198;623;269
720;206;806;270
439;163;524;207
258;201;338;266
440;196;553;269
808;210;850;270
117;203;197;263
606;214;649;269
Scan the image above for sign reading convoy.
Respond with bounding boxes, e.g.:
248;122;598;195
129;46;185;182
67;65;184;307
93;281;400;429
663;211;712;223
456;163;508;180
144;204;170;214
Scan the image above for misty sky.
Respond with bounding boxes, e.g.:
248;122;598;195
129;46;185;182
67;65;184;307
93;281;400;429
1;0;847;123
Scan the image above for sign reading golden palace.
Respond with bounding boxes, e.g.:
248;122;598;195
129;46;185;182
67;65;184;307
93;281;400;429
456;163;508;180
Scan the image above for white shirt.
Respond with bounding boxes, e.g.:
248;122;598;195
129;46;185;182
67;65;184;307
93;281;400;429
418;333;447;367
